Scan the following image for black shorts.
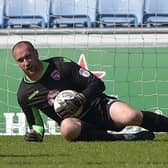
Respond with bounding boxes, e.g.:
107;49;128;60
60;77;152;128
82;96;123;132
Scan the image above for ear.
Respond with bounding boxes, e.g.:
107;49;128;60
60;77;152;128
34;49;39;58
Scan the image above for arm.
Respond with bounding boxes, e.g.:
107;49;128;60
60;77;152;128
64;60;105;103
55;58;106;118
17;93;44;142
23;107;44;136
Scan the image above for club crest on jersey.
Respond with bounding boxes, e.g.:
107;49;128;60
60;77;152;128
50;70;60;80
79;68;90;77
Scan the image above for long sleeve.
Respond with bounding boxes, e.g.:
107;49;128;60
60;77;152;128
62;61;105;103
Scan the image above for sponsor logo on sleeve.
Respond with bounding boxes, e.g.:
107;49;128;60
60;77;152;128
79;68;90;77
78;54;105;78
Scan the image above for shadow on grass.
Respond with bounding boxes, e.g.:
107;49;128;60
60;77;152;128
0;154;52;157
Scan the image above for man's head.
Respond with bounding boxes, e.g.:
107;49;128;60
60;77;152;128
12;41;42;80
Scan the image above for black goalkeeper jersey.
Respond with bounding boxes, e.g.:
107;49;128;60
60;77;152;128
17;57;105;129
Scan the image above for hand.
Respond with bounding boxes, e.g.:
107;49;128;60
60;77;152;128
24;130;43;142
58;93;86;118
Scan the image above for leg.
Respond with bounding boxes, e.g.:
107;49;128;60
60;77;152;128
109;101;143;128
141;111;168;132
60;117;125;141
109;101;168;132
60;117;154;141
60;118;81;141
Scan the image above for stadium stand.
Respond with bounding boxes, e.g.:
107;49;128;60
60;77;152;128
97;0;144;27
143;0;168;27
50;0;97;28
0;0;5;28
0;0;168;29
5;0;51;28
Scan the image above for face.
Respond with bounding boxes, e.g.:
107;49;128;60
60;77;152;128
12;43;42;79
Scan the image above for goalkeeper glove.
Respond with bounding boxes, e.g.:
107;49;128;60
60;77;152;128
24;130;43;142
59;93;86;118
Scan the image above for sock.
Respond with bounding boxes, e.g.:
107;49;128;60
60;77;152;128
76;121;126;141
141;111;168;132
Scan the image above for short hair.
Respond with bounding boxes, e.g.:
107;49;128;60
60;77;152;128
12;41;35;52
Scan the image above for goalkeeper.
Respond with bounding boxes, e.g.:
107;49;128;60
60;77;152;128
12;40;168;142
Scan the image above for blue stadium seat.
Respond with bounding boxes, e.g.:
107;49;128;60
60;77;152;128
5;0;51;28
50;0;97;28
97;0;144;27
144;0;168;27
0;0;5;28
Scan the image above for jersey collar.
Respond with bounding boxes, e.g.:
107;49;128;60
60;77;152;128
24;61;49;83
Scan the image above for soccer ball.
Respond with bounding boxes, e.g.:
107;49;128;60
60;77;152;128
53;90;83;118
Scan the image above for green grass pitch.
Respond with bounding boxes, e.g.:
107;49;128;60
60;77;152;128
0;134;168;168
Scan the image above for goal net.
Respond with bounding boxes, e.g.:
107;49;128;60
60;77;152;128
1;28;168;135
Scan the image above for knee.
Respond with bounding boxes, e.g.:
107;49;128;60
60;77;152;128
114;110;143;127
60;118;81;141
109;102;143;126
125;110;142;124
